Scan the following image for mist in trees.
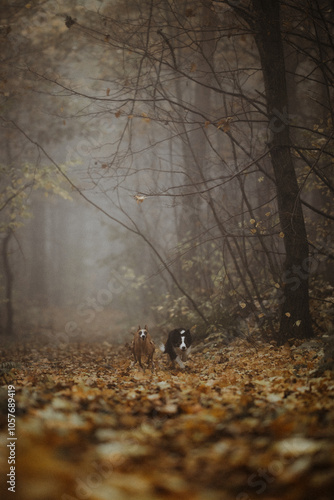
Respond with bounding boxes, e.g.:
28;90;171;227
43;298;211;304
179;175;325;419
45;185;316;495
0;0;333;344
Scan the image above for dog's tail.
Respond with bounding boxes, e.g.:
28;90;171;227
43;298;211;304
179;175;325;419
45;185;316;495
159;343;165;353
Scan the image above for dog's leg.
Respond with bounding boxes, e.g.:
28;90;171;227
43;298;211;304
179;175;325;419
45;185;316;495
165;340;185;369
138;354;144;370
150;355;155;372
174;356;185;369
147;349;153;370
139;346;146;371
181;345;192;362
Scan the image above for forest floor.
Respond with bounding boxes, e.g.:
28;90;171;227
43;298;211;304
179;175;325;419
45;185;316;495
0;334;334;500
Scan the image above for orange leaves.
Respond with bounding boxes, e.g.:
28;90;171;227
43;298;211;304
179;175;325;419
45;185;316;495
141;112;151;123
269;414;297;438
1;337;333;500
113;110;151;123
216;117;232;132
134;194;146;204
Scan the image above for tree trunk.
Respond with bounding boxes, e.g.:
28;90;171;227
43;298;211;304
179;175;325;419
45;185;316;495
252;0;313;343
2;230;14;337
29;195;49;307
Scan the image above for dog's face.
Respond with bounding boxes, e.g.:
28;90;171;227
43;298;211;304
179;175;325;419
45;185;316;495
137;325;148;340
173;329;192;351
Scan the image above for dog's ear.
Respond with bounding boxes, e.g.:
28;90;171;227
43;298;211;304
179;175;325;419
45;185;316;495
145;324;148;330
138;325;141;330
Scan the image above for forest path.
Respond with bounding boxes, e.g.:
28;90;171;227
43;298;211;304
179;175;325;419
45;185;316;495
0;337;333;500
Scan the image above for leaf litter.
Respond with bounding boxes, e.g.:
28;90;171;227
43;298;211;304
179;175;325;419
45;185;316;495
0;336;334;500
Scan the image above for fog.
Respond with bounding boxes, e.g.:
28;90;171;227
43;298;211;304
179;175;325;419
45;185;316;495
1;0;333;346
1;3;334;499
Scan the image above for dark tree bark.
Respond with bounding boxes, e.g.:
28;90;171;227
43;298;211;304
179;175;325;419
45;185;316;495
2;230;14;337
251;0;313;342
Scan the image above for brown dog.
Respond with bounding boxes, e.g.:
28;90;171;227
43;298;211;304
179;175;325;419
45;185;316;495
132;325;155;370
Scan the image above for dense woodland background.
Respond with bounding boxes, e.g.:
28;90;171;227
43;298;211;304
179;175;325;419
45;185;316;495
0;0;333;345
1;3;334;500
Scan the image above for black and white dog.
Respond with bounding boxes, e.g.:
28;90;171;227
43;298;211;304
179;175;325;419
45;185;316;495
160;328;192;369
